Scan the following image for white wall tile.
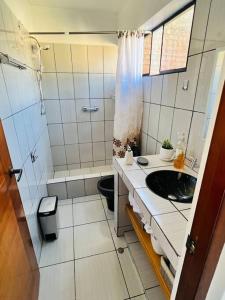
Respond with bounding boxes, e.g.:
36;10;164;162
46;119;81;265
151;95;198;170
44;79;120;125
71;45;88;73
45;100;62;124
0;67;12;119
65;144;80;164
161;73;178;107
90;99;104;121
78;122;92;143
175;55;202;110
105;141;113;159
54;44;72;72
76;99;90;122
104;46;117;73
143;76;151;102
142;102;150;133
141;133;147;155
195;51;216;113
146;137;157;155
186;112;205;164
147;104;160;139
42;73;58;99
104;74;115;98
151;75;163;104
79;143;93;162
85;177;101;195
51;145;67;165
67;179;85;197
171;109;192;146
63;123;78;144
74;73;89;98
60;100;76;123
93;142;105;161
189;0;211;55
57;73;74;99
104;99;115;120
48;124;64;146
105;121;113;141
89;74;103;98
41;43;56;72
88;46;103;73
92;121;104;142
157;106;174;143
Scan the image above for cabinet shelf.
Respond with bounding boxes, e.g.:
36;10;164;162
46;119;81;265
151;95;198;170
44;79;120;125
126;204;171;300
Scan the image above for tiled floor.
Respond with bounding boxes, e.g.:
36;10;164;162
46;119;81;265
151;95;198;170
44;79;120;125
39;194;165;300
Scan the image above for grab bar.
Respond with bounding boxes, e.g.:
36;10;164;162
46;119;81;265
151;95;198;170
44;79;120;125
82;106;99;112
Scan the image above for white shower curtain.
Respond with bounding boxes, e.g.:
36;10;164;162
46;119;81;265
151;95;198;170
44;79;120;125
113;31;144;157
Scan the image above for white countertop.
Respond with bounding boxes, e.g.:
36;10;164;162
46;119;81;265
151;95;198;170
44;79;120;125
113;154;197;270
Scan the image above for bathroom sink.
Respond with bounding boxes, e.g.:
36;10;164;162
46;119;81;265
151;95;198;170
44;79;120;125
146;170;197;203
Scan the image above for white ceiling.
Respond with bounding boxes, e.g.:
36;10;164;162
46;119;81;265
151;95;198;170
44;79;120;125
28;0;128;13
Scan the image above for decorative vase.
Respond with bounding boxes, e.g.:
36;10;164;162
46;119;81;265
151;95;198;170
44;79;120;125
159;147;174;161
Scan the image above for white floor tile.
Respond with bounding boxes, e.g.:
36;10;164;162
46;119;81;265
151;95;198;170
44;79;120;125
129;242;159;289
117;248;145;297
124;231;138;244
145;286;165;300
73;194;101;203
75;251;129;300
102;197;114;220
74;221;114;258
73;200;106;225
108;219;127;249
58;199;72;206
39;261;75;300
39;227;74;267
58;205;73;228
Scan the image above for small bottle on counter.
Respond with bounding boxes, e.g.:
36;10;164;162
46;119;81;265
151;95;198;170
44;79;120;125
125;145;133;165
173;133;185;169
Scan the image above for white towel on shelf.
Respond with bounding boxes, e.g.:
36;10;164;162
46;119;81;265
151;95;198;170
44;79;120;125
128;193;141;214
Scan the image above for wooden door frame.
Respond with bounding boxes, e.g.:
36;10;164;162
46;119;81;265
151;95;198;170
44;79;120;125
175;59;225;298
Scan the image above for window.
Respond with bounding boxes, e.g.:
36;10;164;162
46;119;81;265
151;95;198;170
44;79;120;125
143;34;152;75
143;3;195;76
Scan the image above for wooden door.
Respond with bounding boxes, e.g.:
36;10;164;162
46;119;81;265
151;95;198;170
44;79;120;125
175;82;225;299
0;121;39;300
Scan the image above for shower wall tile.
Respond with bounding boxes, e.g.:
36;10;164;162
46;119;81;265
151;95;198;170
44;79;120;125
170;109;192;146
157;106;174;143
88;46;103;73
74;73;89;98
57;73;74;99
54;44;72;72
42;43;117;169
103;46;117;73
71;45;88;73
78;122;92;143
45;100;62;124
42;73;58;99
148;104;160;139
40;43;56;72
151;75;163;104
89;74;104;98
161;73;178;107
60;100;76;123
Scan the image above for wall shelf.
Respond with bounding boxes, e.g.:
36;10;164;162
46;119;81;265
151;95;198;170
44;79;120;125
126;204;171;300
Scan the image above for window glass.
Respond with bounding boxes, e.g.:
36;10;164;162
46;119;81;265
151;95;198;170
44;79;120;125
160;5;194;72
143;34;152;75
150;26;163;75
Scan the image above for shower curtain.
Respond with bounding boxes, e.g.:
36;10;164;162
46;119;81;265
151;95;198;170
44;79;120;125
113;31;144;158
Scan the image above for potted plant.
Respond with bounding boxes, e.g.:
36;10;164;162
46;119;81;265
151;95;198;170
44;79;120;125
159;139;174;161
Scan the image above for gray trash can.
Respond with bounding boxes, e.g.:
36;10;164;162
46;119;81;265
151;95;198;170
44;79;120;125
38;196;58;240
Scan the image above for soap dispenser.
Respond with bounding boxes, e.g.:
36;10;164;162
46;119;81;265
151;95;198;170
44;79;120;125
125;145;133;165
173;133;185;169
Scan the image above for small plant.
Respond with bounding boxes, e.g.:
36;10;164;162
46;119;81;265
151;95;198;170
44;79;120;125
162;139;173;150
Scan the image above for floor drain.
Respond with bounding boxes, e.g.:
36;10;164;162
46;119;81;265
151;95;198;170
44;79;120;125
117;247;124;254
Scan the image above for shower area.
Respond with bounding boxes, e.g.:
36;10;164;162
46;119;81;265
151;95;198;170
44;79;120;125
38;38;117;197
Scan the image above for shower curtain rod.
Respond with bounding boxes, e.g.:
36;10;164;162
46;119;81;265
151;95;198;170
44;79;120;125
29;30;151;35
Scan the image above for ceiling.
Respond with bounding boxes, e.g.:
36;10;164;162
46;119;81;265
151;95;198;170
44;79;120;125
28;0;128;13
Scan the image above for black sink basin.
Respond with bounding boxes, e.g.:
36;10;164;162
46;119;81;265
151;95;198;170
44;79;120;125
146;170;197;203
